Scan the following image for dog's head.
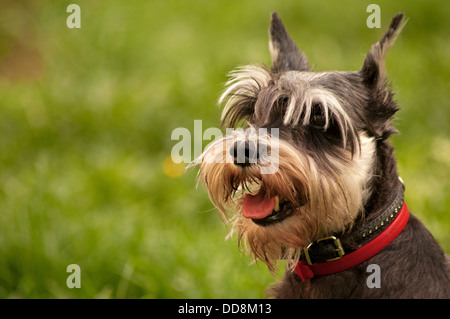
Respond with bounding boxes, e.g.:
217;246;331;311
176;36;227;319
197;12;405;271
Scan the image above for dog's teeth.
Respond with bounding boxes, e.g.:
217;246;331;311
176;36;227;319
274;196;280;212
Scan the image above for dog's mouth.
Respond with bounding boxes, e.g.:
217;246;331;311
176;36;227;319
242;192;295;226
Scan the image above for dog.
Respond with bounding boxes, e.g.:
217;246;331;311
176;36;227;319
195;12;450;298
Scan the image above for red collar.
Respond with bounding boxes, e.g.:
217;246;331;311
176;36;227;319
295;201;410;281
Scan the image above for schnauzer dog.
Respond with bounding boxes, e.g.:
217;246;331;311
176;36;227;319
196;12;450;298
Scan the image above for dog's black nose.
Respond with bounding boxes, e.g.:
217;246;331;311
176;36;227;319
230;140;258;167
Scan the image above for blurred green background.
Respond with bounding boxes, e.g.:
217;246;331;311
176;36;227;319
0;0;448;298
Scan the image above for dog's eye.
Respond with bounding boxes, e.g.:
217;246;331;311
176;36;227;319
311;106;326;129
312;114;326;128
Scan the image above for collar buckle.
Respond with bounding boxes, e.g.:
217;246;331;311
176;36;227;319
304;236;345;265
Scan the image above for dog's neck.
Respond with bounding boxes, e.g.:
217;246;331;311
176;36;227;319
363;139;401;223
295;190;409;280
295;165;408;281
296;139;405;267
300;180;405;262
348;138;403;247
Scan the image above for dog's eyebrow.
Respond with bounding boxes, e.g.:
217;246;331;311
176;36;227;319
220;65;272;128
219;65;361;151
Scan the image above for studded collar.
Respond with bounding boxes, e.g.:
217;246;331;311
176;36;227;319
295;180;409;280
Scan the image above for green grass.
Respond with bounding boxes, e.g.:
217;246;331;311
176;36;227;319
0;0;448;298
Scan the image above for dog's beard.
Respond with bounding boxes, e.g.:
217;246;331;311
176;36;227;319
196;133;375;273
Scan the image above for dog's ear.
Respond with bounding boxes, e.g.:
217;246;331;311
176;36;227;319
361;13;406;139
269;12;309;73
360;13;406;88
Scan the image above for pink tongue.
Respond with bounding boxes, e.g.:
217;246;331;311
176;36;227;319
242;193;276;220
